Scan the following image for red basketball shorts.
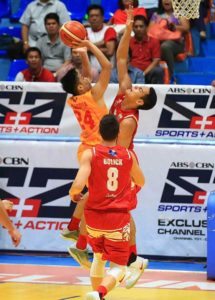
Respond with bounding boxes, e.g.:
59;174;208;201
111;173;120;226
85;210;130;265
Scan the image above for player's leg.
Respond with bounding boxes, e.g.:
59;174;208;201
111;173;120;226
86;262;127;300
85;212;129;300
68;212;91;269
125;215;148;289
60;197;86;241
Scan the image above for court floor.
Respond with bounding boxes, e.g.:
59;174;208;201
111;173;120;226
0;254;214;300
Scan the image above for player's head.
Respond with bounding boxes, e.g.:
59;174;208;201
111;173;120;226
61;68;91;95
124;86;157;110
99;114;119;141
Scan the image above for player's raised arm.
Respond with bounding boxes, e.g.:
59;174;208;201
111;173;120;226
87;41;112;100
117;4;134;94
74;47;92;82
130;152;145;188
69;149;93;202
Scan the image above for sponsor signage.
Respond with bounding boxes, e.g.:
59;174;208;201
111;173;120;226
0;82;214;140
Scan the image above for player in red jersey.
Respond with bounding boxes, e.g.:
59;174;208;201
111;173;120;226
69;114;145;300
59;38;112;268
66;5;157;287
109;4;157;289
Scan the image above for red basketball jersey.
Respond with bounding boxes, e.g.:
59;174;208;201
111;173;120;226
86;144;133;211
109;94;139;150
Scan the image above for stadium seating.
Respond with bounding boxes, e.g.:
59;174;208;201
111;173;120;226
10;0;31;22
0;58;11;81
7;59;28;81
0;26;21;39
0;0;11;18
62;0;91;21
159;61;170;84
0;26;22;57
201;39;215;56
100;0;118;21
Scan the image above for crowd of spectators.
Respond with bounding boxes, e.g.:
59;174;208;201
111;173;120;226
13;0;212;84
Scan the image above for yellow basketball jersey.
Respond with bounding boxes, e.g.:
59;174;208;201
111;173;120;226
67;90;108;145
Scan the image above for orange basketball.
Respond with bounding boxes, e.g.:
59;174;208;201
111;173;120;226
59;21;87;48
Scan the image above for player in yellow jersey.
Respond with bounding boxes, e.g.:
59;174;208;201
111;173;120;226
65;4;157;290
60;39;112;267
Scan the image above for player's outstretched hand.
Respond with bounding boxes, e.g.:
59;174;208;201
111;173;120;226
72;47;87;54
126;2;134;28
8;228;21;247
71;193;84;203
2;199;13;212
71;39;90;49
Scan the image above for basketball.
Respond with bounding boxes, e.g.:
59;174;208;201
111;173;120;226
59;21;87;48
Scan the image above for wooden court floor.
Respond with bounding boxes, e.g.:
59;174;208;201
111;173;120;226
0;257;215;300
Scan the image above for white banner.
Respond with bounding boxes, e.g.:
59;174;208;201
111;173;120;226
0;82;214;141
1;140;214;257
133;143;214;257
0;140;79;251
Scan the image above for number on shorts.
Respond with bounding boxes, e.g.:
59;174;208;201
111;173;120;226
107;167;118;191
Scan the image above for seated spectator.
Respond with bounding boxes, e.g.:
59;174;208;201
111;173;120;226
190;0;211;40
129;14;163;83
109;0;147;24
86;4;117;81
108;0;147;36
110;64;145;83
56;47;93;82
149;0;190;80
138;0;159;19
36;13;71;73
15;47;56;82
20;0;70;52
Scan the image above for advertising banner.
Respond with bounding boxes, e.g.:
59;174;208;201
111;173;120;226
134;143;214;257
0;140;79;251
0;82;214;141
1;140;214;257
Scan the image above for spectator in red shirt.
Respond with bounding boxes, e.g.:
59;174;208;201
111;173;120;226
110;0;147;24
15;47;56;82
109;0;147;37
86;4;117;81
129;15;163;83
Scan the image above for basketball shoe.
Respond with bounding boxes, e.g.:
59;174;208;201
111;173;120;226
125;257;148;289
68;247;91;269
60;228;79;241
85;291;102;300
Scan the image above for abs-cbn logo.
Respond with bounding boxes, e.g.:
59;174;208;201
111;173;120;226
156;90;215;139
160;162;215;206
0;166;78;219
0;91;67;134
0;157;29;165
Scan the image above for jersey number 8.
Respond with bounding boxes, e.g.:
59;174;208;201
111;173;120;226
107;167;118;192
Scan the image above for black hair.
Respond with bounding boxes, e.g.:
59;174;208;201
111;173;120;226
44;13;60;24
44;12;60;25
25;47;42;59
99;114;119;141
118;0;139;10
133;14;149;26
87;4;104;16
157;0;165;14
60;68;80;95
138;87;157;110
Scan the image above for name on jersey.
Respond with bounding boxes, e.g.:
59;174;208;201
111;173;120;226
103;158;123;165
